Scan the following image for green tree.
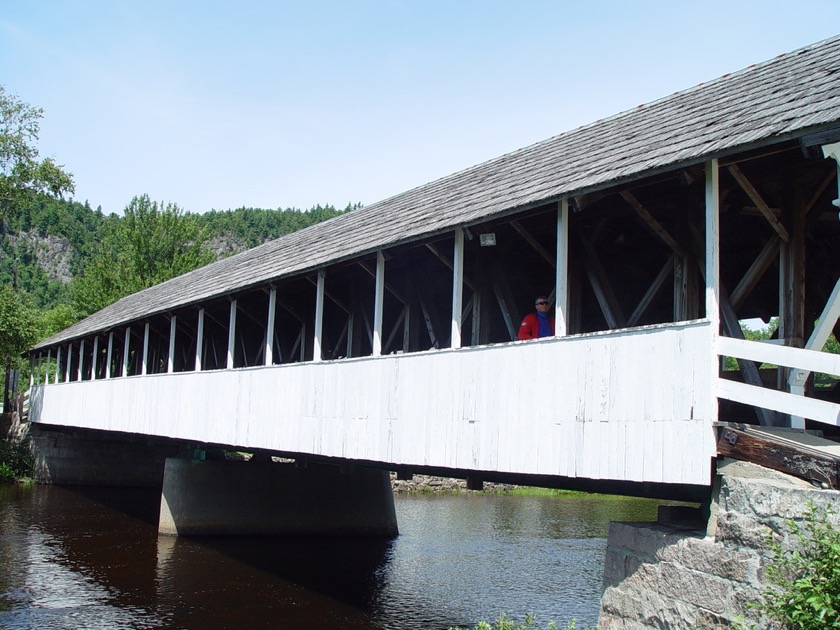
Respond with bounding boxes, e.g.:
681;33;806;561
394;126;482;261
0;285;38;410
0;86;73;409
72;194;214;316
0;86;74;226
38;303;79;339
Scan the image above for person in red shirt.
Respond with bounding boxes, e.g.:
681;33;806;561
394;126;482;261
517;296;555;340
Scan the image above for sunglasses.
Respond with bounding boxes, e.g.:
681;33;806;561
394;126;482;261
535;301;549;306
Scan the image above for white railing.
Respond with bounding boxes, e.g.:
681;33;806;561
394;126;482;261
716;336;840;426
29;320;718;486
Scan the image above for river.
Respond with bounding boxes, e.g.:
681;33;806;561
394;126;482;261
0;483;665;629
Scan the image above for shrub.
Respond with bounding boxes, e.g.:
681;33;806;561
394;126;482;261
755;502;840;629
0;439;33;481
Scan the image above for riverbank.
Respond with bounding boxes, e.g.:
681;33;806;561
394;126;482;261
391;473;519;494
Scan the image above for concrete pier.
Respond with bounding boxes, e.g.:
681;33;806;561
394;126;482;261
158;458;399;537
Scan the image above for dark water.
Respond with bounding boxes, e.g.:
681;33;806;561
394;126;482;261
0;484;664;629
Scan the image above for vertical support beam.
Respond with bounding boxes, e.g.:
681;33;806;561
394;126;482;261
555;199;569;337
123;326;132;377
471;289;482;346
66;343;73;382
29;355;34;389
706;159;721;425
451;228;464;349
373;253;385;356
314;270;326;362
168;316;177;373
673;256;687;322
106;332;114;379
56;347;62;383
403;304;411;352
91;336;99;381
142;322;150;375
265;287;276;366
195;309;205;372
779;239;791;350
705;159;721;331
45;349;51;385
77;339;85;381
299;322;307;362
227;299;237;369
346;312;355;358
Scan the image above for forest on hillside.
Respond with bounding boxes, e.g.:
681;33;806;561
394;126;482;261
1;195;351;312
0;194;350;405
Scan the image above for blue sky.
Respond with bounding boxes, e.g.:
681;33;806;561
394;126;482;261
2;1;839;215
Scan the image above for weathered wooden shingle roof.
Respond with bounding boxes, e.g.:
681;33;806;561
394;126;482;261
35;35;840;349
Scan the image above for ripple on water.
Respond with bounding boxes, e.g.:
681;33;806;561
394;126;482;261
0;485;665;629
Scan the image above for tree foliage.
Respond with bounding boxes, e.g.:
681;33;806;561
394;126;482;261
0;285;38;359
71;194;215;316
199;203;353;249
37;303;79;340
0;86;74;226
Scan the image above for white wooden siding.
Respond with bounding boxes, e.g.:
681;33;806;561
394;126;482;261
30;320;716;486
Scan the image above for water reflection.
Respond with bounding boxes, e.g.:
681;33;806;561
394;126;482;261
0;484;664;629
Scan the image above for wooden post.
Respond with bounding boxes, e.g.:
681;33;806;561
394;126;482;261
314;270;326;362
346;312;355;358
451;228;464;349
66;343;73;382
77;339;85;381
91;336;99;381
706;159;721;425
266;287;276;366
705;159;720;331
142;322;150;375
227;299;238;369
123;326;132;377
45;349;51;385
168;316;177;373
555;199;569;337
373;253;385;356
195;310;204;372
106;332;113;379
402;303;411;352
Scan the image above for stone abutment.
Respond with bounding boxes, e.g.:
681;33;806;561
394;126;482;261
598;459;840;628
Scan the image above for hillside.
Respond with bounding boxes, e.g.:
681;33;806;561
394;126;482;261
0;196;352;312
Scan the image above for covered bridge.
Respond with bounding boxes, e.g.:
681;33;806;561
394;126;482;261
26;35;840;499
